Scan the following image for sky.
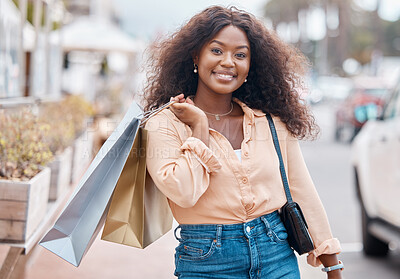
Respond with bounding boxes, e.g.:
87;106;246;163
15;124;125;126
114;0;266;39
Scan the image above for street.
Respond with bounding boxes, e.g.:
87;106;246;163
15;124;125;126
298;102;400;279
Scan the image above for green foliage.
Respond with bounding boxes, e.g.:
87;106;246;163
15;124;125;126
62;95;95;136
0;109;53;181
265;0;316;25
263;0;400;72
0;95;94;181
39;103;75;154
12;0;61;30
38;95;94;154
383;20;400;55
349;26;376;64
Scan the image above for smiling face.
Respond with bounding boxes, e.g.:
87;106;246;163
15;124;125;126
194;25;251;97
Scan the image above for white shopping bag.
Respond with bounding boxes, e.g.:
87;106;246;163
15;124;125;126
40;101;143;266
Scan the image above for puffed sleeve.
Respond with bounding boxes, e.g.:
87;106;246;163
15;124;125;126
145;111;222;208
285;134;341;267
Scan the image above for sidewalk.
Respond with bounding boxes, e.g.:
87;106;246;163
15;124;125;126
17;221;323;279
23;224;178;279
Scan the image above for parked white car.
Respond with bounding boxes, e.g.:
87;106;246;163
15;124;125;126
351;77;400;256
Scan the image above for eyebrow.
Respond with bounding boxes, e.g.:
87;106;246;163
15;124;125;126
210;39;250;50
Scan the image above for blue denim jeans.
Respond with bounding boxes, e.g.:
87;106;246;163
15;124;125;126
174;211;300;279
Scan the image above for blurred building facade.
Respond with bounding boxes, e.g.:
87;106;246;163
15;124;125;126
0;0;65;100
0;0;143;116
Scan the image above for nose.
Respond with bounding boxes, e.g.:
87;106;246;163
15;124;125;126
220;53;234;68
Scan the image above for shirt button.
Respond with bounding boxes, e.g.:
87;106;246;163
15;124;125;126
246;226;251;233
242;177;248;184
244;151;249;157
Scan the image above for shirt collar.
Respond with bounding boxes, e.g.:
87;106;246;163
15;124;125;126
233;97;266;123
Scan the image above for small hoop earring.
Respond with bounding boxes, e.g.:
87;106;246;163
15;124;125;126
193;63;198;73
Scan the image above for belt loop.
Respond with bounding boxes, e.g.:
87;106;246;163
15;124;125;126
174;225;182;241
261;216;272;236
216;225;222;247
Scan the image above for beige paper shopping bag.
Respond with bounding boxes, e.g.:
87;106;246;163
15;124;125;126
101;128;173;248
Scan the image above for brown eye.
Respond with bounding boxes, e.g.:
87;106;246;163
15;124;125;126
211;48;222;54
235;53;247;59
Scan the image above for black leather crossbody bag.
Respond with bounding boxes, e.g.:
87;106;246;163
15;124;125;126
266;113;315;255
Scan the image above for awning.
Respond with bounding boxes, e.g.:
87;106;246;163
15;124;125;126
53;16;143;54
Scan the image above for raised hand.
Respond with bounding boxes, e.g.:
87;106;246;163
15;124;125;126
169;94;209;146
169;94;207;129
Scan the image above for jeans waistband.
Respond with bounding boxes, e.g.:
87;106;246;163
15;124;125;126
174;211;281;241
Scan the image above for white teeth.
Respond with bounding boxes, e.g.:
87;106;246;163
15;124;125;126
216;74;234;79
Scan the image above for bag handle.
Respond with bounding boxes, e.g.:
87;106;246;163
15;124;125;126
140;100;177;127
266;113;293;203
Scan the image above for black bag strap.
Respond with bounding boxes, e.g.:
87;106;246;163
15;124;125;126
266;113;293;203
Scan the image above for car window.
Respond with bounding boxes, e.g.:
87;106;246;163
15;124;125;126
383;83;400;119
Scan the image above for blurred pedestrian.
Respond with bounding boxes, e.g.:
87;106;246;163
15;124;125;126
143;5;343;279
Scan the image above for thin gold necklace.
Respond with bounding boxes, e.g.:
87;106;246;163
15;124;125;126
188;95;233;120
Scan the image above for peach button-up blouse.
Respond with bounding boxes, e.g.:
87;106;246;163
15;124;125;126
145;98;341;266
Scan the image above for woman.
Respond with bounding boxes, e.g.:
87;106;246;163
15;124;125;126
143;6;342;279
